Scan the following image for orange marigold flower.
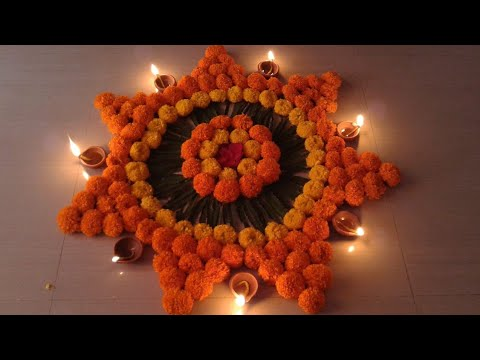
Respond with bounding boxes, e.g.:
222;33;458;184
158;267;186;291
264;239;289;263
312;199;337;220
112;96;129;112
103;212;123;237
303;88;320;102
132;105;154;125
191;123;215;142
80;209;104;237
328;167;349;189
215;73;233;91
198;73;217;93
172;234;197;258
379;162;401;187
345;179;365;206
146;93;167;113
180;139;202;160
205;258;230;284
94;92;115;110
322;185;345;206
267;77;283;96
326;136;346;153
205;45;227;58
285;251;311;273
109;135;132;158
198;57;216;70
306;74;323;90
131;92;147;106
108;181;131;199
244;245;267;270
341;147;359;167
294;94;314;113
72;190;96;213
162;289;194;315
282;84;299;103
100;105;116;124
288;74;309;92
135;218;160;245
326;101;338;113
102;165;127;183
316;96;328;110
184;270;213;301
163;86;185;106
120;122;145;141
232;73;248;89
359;151;382;172
86;176;110;197
258;259;284;286
228;63;245;76
115;193;138;212
249;124;272;144
346;163;368;182
181;158;201;179
196;236;223;262
57;206;81;234
363;171;387;200
120;100;136;118
298;287;326;314
303;264;332;290
107;114;128;134
276;271;306;299
121;205;149;233
217;53;234;65
320;83;338;101
177;75;200;98
213;179;240;203
256;158;281;185
152;227;177;253
232;114;254;131
193;173;216;197
178;253;203;274
303;216;329;241
325;150;342;170
239;174;263;198
320;71;342;89
283;230;312;252
208;63;228;76
309;241;333;265
210;115;231;129
317;118;337;142
191;67;207;79
247;72;268;92
261;141;281;161
221;244;244;268
106;153;130;167
96;195;116;214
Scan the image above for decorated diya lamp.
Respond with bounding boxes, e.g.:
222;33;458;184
151;64;176;92
337;114;364;141
229;272;259;306
332;210;365;237
258;50;279;79
112;237;144;264
68;136;107;168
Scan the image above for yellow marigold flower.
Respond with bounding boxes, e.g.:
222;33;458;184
274;99;293;116
303;179;325;200
209;89;227;102
283;208;306;230
243;88;260;103
265;221;289;241
230;128;250;144
227;86;243;103
309;164;329;182
193;223;213;240
158;105;178;124
296;121;317;138
306;149;326;168
175;99;194;117
293;194;315;215
191;91;211;108
201;158;222;177
238;227;266;248
305;135;324;152
212;129;229;145
259;90;278;109
130;141;150;162
147;118;167;135
289;108;306;125
155;209;176;228
214;224;237;244
125;162;150;182
199;140;219;159
131;180;153;199
219;167;237;180
237;158;257;176
243;139;261;160
174;220;194;235
142;130;162;149
141;195;162;216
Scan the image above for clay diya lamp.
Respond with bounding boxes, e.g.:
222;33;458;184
79;146;107;168
332;210;365;237
229;272;259;305
337;114;364;141
258;50;279;79
154;75;177;92
112;237;143;264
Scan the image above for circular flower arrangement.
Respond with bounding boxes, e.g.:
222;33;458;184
57;45;402;315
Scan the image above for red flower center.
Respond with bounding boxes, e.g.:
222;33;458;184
216;143;243;168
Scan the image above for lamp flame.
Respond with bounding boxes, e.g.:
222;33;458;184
82;170;89;181
268;51;275;62
151;64;159;76
235;294;246;307
356;227;365;236
68;135;81;157
112;256;120;263
348;245;355;253
356;114;364;127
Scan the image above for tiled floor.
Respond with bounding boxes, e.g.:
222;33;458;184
1;45;479;315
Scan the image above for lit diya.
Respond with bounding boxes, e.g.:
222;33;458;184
332;210;365;237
